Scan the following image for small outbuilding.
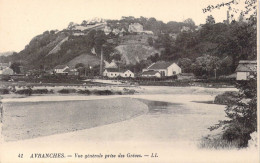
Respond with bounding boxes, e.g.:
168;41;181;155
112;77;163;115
235;60;257;80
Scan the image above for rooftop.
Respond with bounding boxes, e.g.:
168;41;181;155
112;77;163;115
239;60;257;64
142;70;160;75
235;60;257;72
148;61;175;70
54;65;68;69
104;68;130;73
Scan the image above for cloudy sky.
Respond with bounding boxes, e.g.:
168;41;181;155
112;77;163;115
0;0;235;53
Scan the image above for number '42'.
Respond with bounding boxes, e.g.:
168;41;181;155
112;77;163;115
18;154;23;158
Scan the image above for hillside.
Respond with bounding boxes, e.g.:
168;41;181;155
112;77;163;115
66;53;100;68
1;15;255;76
116;44;160;64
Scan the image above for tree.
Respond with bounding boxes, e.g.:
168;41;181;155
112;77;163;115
10;62;22;74
147;37;154;46
147;53;160;63
178;58;192;73
183;18;195;26
206;15;215;25
202;0;257;20
81;20;87;26
203;0;257;148
192;55;221;77
209;74;257;147
75;63;85;69
183;18;196;30
67;22;75;30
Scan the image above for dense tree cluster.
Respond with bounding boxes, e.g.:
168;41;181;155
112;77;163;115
205;0;257;148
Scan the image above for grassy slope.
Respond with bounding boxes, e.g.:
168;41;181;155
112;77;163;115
66;53;100;68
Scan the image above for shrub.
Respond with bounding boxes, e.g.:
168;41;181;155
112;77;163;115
123;88;136;94
15;89;32;96
199;135;239;149
209;76;257;148
115;91;123;95
58;89;77;94
32;89;49;94
214;91;239;105
92;90;114;95
77;89;91;95
0;88;9;94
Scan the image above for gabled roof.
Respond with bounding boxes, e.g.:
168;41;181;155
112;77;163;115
235;60;257;72
142;70;160;75
148;61;175;70
104;68;120;72
54;65;68;69
63;68;70;72
104;68;132;73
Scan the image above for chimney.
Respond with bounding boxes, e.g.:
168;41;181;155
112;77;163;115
227;10;230;24
100;46;104;76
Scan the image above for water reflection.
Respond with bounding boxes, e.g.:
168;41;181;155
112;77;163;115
137;99;184;114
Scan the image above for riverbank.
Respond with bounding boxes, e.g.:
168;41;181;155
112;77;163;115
0;86;258;163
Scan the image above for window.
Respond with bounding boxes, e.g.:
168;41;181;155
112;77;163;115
173;71;176;75
125;74;127;76
130;74;131;77
111;73;113;76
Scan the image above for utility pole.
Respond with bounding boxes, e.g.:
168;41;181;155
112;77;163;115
214;68;217;80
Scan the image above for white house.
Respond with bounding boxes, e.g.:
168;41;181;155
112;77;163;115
112;28;120;35
143;61;181;77
141;70;161;78
0;67;14;75
235;60;256;80
103;68;135;78
0;62;13;75
121;70;135;78
128;23;143;33
103;26;112;35
54;65;69;74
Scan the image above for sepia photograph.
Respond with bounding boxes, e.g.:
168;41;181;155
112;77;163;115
0;0;259;162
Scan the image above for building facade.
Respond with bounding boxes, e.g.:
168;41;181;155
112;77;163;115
235;60;257;80
103;68;135;78
54;65;69;74
142;61;181;77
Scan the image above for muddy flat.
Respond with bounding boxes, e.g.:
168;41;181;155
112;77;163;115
2;98;148;141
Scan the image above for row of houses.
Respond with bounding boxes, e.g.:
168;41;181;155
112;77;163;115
0;60;256;81
103;60;257;80
103;61;182;78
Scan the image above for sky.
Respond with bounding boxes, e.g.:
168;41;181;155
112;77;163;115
0;0;238;53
